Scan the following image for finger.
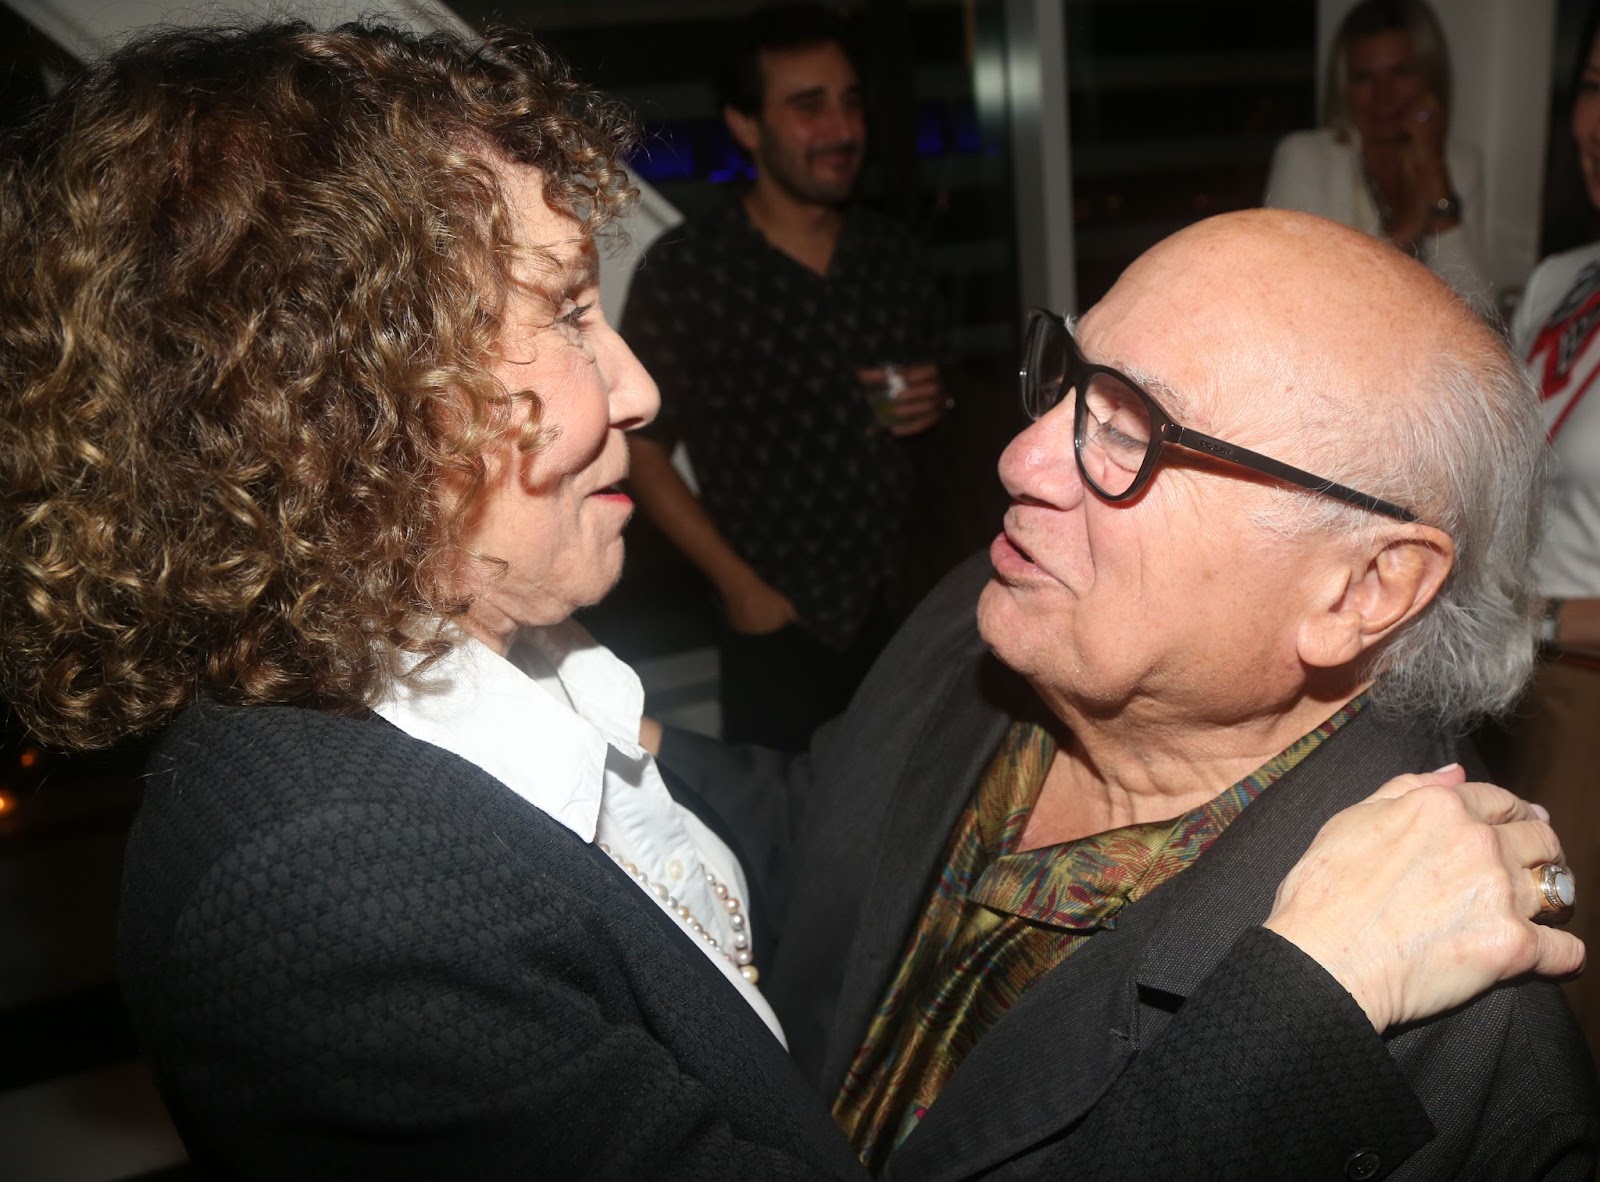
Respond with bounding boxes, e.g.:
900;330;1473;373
1365;763;1467;802
1491;818;1565;886
901;363;938;381
1528;924;1586;979
892;400;941;422
1451;781;1547;827
890;414;939;437
892;387;942;411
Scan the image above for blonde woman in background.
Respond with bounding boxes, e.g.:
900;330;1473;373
1265;0;1492;313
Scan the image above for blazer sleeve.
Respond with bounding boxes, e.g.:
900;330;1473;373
1044;928;1436;1182
150;795;855;1182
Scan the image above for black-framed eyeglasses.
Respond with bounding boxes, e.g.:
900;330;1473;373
1018;309;1418;523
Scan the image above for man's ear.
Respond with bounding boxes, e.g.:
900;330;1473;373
724;105;761;154
1297;525;1455;670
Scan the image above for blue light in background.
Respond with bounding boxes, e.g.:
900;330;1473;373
628;98;989;186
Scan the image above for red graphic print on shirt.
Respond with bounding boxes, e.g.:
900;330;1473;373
1527;262;1600;442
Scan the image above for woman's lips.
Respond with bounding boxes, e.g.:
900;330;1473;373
591;484;632;506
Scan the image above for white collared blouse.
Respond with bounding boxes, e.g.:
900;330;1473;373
374;620;785;1043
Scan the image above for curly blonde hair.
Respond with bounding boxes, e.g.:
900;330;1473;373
0;22;637;749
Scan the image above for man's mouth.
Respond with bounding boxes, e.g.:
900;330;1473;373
990;526;1040;579
1004;523;1038;564
811;144;859;165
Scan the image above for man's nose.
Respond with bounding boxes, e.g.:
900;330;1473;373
998;400;1086;509
824;102;862;142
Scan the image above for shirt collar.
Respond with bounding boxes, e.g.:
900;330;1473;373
372;620;647;841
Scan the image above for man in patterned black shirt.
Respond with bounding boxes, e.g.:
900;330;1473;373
622;3;946;750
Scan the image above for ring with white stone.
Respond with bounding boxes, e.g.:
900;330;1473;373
1535;863;1576;915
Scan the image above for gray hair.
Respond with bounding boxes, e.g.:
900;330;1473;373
1256;338;1544;731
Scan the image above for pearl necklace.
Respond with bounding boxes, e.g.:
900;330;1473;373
598;842;759;984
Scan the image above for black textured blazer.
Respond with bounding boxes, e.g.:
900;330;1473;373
120;700;867;1180
661;552;1600;1182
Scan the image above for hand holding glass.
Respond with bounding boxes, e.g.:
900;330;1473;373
857;361;946;438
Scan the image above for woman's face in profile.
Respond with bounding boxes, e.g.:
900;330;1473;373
1345;29;1427;145
459;163;660;638
1572;33;1600;210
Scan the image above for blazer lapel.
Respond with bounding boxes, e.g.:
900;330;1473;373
884;704;1448;1182
818;652;1016;1095
882;900;1149;1182
1133;707;1444;1014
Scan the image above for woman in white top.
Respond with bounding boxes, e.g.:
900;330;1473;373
1265;0;1492;312
0;19;1577;1180
1506;0;1600;1068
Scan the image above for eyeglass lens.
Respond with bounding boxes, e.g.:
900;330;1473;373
1026;316;1154;499
1080;379;1154;497
1023;315;1067;420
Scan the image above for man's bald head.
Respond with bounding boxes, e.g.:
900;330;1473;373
1077;209;1542;726
1083;211;1499;516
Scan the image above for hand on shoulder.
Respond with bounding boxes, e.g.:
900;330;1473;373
1264;764;1582;1032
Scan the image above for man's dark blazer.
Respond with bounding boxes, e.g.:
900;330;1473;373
661;552;1599;1181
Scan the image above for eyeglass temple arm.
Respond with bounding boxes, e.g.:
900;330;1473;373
1166;426;1420;524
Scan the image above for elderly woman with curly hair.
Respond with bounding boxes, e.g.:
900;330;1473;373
0;21;864;1178
0;18;1587;1182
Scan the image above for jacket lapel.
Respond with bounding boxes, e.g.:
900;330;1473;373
818;651;1016;1094
1132;707;1445;1016
884;704;1449;1182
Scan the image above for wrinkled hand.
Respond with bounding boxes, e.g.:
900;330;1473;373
723;575;799;636
1264;765;1583;1033
859;363;947;438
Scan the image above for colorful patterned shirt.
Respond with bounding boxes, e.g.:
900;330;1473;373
832;698;1366;1171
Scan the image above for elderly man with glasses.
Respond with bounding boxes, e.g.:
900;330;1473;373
659;210;1597;1180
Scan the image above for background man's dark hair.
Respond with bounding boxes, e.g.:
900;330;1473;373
715;2;857;116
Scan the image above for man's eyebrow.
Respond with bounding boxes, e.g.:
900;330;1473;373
1065;312;1195;419
1121;361;1195;419
782;84;828;105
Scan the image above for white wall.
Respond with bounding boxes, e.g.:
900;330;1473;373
1318;0;1558;293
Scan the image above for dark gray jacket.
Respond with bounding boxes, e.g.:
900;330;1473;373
661;552;1599;1181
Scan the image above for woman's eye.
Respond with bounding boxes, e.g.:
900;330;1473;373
556;302;594;330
